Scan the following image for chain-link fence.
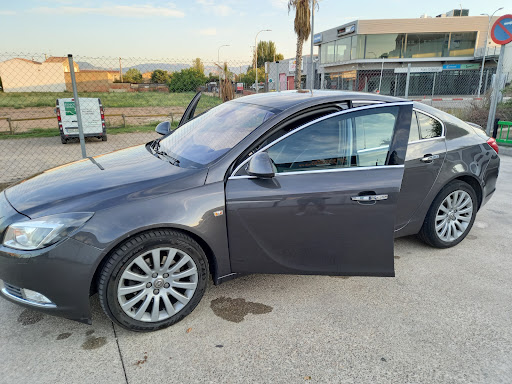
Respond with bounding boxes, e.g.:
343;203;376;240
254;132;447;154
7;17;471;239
1;52;510;188
0;53;254;187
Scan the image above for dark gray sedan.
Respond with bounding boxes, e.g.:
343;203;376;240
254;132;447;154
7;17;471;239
0;91;500;331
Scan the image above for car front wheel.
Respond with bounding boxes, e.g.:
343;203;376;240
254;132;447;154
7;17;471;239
98;230;208;332
418;181;477;248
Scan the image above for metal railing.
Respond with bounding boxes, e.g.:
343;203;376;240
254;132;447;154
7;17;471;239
496;121;512;144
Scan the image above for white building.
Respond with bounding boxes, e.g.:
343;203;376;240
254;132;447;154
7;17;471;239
0;57;75;93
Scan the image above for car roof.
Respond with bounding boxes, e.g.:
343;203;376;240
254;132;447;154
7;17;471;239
231;90;406;111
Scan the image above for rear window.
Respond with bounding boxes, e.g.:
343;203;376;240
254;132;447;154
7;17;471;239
417;112;443;139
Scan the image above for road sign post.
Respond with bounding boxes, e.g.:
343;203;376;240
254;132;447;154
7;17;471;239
486;15;512;135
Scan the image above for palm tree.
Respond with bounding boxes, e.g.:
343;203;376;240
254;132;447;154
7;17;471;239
288;0;313;90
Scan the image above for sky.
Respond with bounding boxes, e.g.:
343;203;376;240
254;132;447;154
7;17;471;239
1;0;511;65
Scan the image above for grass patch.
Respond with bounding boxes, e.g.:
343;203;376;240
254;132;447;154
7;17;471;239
0;121;179;140
0;91;222;110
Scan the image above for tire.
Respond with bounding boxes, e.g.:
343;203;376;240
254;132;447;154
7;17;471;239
61;136;67;144
101;134;107;142
418;181;477;248
98;230;209;332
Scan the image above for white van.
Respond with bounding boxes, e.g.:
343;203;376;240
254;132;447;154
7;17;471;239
56;98;107;144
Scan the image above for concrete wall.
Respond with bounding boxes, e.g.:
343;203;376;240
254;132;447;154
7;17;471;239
0;59;66;92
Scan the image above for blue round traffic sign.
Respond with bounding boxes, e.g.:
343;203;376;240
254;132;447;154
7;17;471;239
491;14;512;45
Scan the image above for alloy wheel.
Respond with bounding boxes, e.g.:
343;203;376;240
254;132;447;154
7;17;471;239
117;247;198;322
435;190;473;243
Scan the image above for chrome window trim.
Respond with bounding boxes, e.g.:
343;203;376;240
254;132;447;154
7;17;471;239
412;108;445;140
229;101;413;178
229;164;404;180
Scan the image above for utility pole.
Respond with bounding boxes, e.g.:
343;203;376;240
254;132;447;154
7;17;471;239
254;29;271;93
478;8;503;97
310;0;315;90
119;57;123;83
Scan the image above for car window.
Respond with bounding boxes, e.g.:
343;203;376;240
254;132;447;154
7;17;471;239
409;111;420;142
265;107;398;173
158;101;276;167
417;111;443;139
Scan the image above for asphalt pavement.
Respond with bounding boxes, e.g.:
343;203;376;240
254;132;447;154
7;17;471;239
0;156;511;384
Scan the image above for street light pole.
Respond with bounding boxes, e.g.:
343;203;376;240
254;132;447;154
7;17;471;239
478;7;503;97
254;29;271;94
217;44;230;98
310;0;315;90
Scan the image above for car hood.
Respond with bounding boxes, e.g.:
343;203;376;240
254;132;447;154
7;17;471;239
5;144;208;218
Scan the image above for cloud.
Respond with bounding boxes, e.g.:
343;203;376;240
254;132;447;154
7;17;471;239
30;4;185;18
195;0;234;17
270;0;288;10
199;28;217;36
0;10;16;15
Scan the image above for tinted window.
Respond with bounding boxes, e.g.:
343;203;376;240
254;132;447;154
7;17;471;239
159;102;275;167
409;111;420;142
265;107;398;173
417;112;442;139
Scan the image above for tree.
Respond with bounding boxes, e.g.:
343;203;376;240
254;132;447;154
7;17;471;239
288;0;316;90
123;68;143;83
192;58;205;74
168;68;208;92
151;69;170;84
253;41;285;68
239;67;265;86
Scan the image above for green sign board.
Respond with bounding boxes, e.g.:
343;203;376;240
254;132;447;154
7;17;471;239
461;64;480;70
64;101;76;116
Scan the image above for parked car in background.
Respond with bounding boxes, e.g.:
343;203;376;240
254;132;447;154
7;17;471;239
0;90;500;331
250;82;264;91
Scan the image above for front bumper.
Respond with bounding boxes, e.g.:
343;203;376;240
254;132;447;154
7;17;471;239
0;237;104;324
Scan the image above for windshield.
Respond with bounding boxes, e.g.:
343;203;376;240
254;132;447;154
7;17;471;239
158;101;276;167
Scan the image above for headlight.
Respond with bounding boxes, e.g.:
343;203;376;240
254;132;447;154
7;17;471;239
3;212;93;250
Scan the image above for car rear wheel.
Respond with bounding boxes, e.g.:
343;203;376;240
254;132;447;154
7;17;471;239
98;230;208;332
418;181;477;248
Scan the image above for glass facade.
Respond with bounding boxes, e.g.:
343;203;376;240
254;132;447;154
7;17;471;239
365;34;405;59
319;31;477;64
404;33;449;58
335;36;351;62
449;32;477;56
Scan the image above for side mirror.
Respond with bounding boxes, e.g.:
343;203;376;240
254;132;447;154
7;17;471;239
247;152;275;178
155;121;171;135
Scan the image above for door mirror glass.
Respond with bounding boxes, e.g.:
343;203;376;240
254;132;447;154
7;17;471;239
155;121;171;135
247;152;275;178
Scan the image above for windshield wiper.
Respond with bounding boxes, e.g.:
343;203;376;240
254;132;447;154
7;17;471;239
154;148;180;166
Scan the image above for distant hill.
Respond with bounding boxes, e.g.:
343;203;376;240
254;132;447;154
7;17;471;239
76;61;249;75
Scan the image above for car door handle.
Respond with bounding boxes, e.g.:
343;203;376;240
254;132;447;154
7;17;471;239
421;154;440;163
351;194;388;201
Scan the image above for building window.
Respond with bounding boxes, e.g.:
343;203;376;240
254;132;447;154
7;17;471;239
449;32;477;56
364;34;406;59
320;41;336;64
351;36;358;60
335;37;352;62
404;33;449;58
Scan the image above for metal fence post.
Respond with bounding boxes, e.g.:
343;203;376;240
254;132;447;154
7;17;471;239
404;64;411;99
67;54;87;158
484;69;490;94
431;72;437;106
486;45;506;135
